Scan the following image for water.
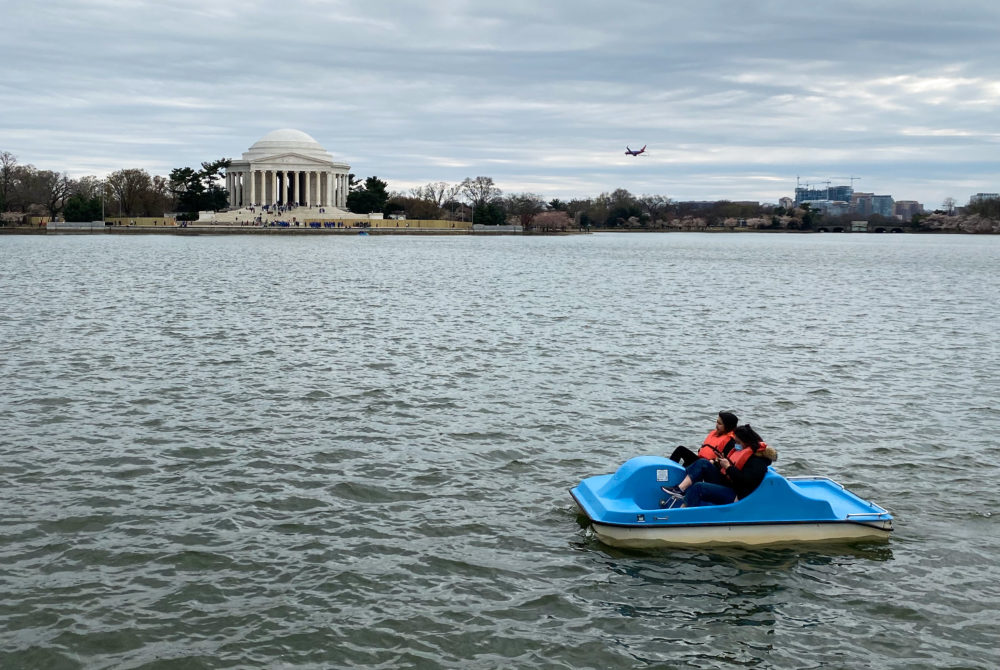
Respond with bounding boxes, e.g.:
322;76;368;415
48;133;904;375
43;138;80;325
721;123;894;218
1;232;998;669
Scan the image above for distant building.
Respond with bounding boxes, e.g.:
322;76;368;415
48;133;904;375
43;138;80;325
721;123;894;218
225;129;351;208
676;201;717;210
894;200;923;221
872;195;895;217
802;200;851;217
795;185;853;205
779;197;794;210
970;192;999;203
851;192;894;217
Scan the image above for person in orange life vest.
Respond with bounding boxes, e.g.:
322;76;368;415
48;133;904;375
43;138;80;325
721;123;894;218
661;424;778;507
668;411;738;466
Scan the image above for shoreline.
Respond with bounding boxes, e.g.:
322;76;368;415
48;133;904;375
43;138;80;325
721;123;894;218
0;225;532;236
0;225;991;236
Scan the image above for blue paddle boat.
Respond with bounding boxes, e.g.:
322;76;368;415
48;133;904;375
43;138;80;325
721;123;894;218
571;456;893;548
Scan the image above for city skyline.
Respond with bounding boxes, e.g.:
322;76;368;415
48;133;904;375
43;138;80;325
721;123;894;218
2;1;999;208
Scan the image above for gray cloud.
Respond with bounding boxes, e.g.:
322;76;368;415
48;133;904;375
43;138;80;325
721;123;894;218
3;0;998;207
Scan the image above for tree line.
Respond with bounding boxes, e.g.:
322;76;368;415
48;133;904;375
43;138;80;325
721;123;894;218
0;151;229;223
0;150;740;229
3;148;995;229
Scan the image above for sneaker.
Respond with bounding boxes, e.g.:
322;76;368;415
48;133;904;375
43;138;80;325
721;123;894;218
660;485;685;500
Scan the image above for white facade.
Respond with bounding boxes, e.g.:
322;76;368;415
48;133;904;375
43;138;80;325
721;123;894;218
225;129;350;208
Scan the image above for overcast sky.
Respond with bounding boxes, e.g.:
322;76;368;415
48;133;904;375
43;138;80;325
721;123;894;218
3;0;998;206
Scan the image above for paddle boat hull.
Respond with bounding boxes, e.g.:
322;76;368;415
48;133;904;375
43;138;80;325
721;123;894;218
571;456;893;549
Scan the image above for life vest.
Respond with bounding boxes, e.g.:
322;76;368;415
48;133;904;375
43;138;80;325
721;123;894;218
697;431;734;460
728;441;769;471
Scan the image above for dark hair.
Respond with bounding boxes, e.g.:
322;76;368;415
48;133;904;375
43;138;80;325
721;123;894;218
718;411;739;432
734;424;763;450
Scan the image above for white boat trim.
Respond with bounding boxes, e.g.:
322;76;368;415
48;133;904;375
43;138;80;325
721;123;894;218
590;519;892;549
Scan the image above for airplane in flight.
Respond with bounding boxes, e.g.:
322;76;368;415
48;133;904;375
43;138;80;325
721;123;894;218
625;145;647;156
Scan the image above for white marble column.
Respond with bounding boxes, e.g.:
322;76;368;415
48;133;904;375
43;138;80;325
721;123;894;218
249;169;256;206
272;171;278;205
305;171;311;207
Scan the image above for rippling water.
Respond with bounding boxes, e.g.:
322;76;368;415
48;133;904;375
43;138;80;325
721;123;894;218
2;232;998;669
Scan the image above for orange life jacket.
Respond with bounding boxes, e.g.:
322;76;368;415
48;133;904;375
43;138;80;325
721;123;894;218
697;431;734;460
728;441;769;471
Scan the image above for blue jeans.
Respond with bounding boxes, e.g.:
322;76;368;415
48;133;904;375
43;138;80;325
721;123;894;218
686;482;737;507
685;458;726;486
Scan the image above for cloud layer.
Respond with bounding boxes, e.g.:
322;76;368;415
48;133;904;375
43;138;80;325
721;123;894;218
3;0;999;206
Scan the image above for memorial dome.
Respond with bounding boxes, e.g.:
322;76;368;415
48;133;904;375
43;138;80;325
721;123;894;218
242;128;334;162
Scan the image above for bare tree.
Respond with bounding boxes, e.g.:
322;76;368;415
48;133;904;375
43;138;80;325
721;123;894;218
73;176;104;200
0;151;17;212
941;197;956;214
38;171;72;218
460;176;502;208
411;181;460;207
504;193;545;229
637;194;672;224
141;175;174;216
106;168;153;216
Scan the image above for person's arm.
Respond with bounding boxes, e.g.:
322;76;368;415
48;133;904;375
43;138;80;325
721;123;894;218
725;458;767;495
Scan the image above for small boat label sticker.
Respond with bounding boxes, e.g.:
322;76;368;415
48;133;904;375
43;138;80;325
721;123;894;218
656;469;670;481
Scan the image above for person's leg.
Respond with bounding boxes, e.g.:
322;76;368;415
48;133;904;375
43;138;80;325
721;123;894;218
682;458;725;488
668;446;699;466
685;482;737;507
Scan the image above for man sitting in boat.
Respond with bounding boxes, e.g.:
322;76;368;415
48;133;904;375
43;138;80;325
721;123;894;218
667;411;738;466
662;424;778;507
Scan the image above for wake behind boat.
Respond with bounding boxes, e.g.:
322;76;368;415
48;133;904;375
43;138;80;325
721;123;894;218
571;456;893;549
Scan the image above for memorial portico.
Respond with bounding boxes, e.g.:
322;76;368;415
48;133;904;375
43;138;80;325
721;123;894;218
225;129;350;208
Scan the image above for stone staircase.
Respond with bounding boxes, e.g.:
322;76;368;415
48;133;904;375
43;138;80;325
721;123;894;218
206;205;362;225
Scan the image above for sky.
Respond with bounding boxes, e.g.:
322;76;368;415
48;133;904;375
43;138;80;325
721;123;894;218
3;0;999;207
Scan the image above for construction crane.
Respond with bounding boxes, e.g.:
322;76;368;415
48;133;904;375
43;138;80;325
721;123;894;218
832;176;862;188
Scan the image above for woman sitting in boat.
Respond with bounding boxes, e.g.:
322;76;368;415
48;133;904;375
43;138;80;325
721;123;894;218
662;424;778;507
667;411;738;466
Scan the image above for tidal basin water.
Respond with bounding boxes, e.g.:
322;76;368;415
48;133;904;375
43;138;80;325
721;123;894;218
2;232;999;669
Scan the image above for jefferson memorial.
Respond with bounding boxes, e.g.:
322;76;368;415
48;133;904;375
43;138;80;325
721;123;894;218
225;129;350;208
